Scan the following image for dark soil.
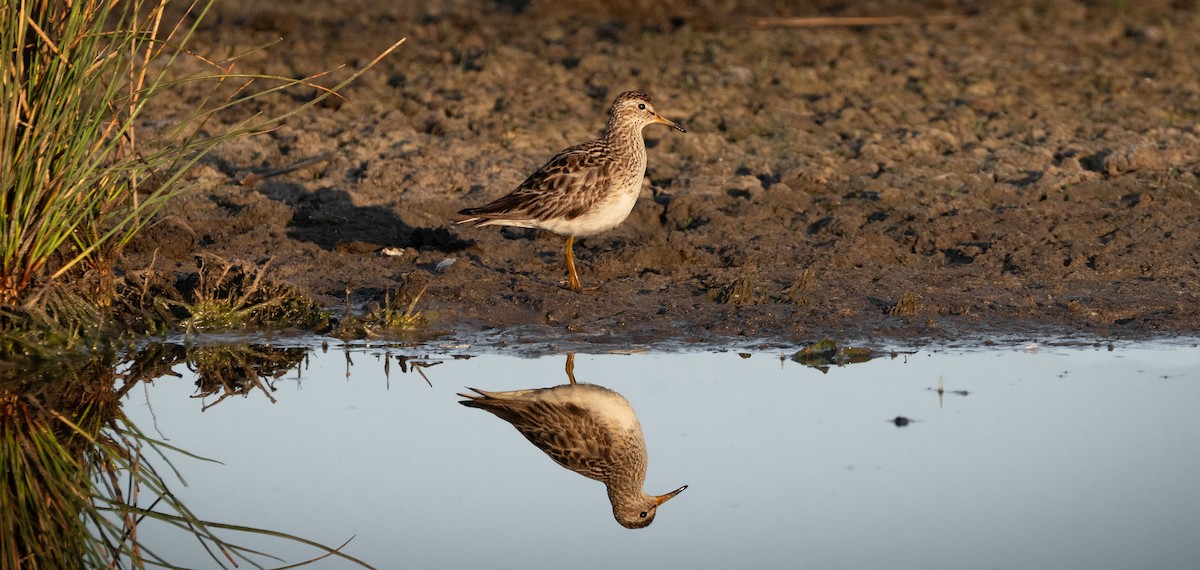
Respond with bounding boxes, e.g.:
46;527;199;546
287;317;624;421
124;0;1200;346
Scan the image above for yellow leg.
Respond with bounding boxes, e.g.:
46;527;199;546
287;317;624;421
564;235;582;292
565;352;577;384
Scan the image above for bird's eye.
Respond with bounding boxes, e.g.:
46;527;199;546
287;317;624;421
637;103;646;110
639;511;648;518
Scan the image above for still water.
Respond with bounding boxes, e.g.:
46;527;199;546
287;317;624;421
120;340;1200;569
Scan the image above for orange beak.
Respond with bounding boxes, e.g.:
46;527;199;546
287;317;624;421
653;484;688;506
653;114;687;133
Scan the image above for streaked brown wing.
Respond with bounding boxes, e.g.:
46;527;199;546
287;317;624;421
463;395;615;481
459;140;613;221
514;400;614;481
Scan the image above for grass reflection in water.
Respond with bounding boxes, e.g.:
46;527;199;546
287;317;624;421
1;342;370;568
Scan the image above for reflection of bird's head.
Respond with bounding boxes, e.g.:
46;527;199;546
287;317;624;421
613;484;688;529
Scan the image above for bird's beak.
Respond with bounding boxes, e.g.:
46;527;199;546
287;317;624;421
653;114;687;133
653;484;688;506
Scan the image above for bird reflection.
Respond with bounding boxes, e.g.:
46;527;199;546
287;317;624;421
459;354;687;528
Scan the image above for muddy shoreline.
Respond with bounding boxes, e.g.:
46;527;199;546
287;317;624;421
123;0;1200;347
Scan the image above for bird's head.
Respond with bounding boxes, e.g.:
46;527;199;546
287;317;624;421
609;91;686;134
612;484;688;529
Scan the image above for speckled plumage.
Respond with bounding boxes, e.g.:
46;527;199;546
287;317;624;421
457;91;685;292
459;380;686;529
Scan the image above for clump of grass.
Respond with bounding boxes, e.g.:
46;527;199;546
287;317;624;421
786;268;816;305
333;281;431;340
3;0;209;306
714;275;766;306
0;0;403;346
163;255;330;333
888;292;922;316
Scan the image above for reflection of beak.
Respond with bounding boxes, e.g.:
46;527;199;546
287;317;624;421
654;484;688;506
653;114;687;133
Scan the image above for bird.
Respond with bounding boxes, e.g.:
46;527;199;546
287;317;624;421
457;90;686;292
458;354;687;528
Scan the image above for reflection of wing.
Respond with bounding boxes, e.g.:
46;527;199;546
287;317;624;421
457;140;616;224
514;399;616;481
459;387;616;481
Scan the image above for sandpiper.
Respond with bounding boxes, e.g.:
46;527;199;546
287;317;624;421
458;354;687;528
457;91;686;292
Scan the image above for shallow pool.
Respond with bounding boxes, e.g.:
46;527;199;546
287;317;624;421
120;340;1200;569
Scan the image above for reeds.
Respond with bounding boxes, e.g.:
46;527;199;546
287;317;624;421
3;0;200;306
0;0;403;327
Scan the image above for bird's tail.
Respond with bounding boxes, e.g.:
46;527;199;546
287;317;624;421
455;215;484;226
456;387;486;406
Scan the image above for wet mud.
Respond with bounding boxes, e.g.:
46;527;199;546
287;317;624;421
125;0;1200;345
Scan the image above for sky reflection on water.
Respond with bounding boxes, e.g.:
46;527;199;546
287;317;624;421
121;342;1200;569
